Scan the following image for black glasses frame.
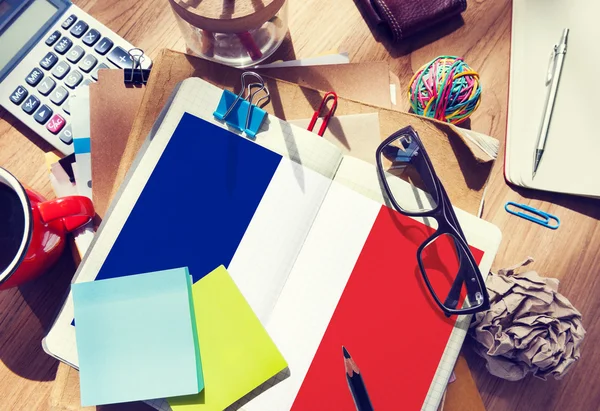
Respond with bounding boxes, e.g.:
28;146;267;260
375;126;490;316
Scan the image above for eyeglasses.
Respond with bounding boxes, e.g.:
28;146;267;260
375;126;490;316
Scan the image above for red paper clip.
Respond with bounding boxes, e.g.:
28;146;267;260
307;91;338;137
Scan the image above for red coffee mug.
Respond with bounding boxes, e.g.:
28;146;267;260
0;167;94;290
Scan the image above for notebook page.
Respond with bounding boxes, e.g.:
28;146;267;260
332;155;501;411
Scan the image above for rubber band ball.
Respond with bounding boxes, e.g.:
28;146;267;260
408;56;482;125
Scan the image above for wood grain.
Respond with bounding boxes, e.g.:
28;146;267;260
0;0;598;410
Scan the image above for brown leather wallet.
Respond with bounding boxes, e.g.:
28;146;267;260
357;0;467;42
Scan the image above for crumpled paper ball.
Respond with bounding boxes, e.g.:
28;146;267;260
469;258;585;381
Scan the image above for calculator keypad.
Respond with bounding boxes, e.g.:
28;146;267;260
94;38;113;55
37;77;56;96
51;61;70;79
40;52;58;70
2;7;150;153
66;45;85;63
49;86;69;105
46;114;66;134
34;105;53;124
59;124;73;144
54;37;72;54
64;70;83;89
79;54;97;73
10;86;28;104
70;21;88;38
107;46;134;68
25;68;44;86
82;29;100;46
45;30;61;46
22;95;40;114
61;15;77;29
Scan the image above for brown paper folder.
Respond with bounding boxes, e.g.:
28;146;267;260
89;71;145;218
115;49;493;216
90;59;399;218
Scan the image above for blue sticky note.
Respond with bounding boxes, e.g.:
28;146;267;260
72;267;203;406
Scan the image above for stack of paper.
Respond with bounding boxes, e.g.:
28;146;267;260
507;0;600;197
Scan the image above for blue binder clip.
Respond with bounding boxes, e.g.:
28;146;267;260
213;72;270;139
505;201;560;229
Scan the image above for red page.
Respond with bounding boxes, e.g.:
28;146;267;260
291;206;484;410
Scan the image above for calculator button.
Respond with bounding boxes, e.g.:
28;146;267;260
10;86;28;105
34;105;53;124
64;70;83;89
78;54;97;73
45;30;61;46
59;124;73;144
66;45;85;63
40;52;58;70
94;37;113;55
49;86;69;105
25;68;44;86
54;37;72;54
46;114;66;134
61;14;77;29
22;95;40;114
91;63;109;80
82;79;93;87
37;77;56;96
82;29;100;46
51;61;70;79
70;21;88;38
107;46;133;68
62;98;71;114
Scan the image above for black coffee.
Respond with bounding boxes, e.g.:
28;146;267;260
0;183;25;272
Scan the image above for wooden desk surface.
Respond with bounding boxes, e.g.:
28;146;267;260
1;0;599;410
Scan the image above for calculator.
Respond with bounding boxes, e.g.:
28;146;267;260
0;0;151;155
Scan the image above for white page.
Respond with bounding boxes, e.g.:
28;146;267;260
508;0;600;196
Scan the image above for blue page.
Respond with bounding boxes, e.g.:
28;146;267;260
96;113;282;283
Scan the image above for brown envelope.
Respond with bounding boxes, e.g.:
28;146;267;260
89;73;145;219
113;49;492;217
89;59;400;218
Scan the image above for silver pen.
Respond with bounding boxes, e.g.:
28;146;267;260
533;28;569;178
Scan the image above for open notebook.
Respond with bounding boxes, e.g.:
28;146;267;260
43;78;501;410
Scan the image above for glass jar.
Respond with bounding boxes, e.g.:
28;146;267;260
169;0;288;68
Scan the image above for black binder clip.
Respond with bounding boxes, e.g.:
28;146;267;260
213;72;269;139
124;48;151;85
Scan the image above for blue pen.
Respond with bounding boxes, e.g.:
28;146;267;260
505;202;560;229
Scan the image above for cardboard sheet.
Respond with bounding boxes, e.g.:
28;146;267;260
289;113;382;164
89;62;397;219
89;71;145;218
117;50;493;216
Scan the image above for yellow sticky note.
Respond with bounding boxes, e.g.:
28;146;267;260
168;266;287;411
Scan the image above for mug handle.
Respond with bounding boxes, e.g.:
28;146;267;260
38;196;95;232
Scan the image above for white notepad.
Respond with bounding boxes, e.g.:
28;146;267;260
507;0;600;197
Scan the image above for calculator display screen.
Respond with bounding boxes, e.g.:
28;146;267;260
0;0;58;72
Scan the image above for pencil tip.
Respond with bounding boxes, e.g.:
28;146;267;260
342;346;351;358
